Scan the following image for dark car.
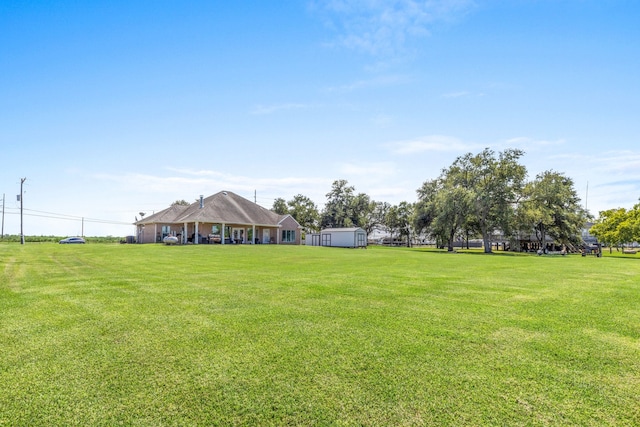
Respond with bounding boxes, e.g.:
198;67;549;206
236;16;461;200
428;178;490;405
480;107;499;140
59;237;86;244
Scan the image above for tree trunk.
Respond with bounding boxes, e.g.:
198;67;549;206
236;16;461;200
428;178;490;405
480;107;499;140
448;228;456;252
482;234;492;253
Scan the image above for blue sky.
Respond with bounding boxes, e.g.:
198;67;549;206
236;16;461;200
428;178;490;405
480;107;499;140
1;0;639;236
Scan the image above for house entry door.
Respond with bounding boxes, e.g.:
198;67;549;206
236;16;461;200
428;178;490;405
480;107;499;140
232;228;244;243
263;229;270;244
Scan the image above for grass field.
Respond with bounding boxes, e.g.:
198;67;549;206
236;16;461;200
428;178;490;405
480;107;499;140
1;243;638;426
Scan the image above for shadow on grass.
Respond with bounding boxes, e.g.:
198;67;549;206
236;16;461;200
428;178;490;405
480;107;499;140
601;253;640;260
406;247;532;257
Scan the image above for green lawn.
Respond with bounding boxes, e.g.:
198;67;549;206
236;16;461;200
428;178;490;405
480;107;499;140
1;243;638;426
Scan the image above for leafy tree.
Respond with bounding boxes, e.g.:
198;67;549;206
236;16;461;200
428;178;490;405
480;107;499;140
626;204;640;244
449;148;527;253
432;185;473;251
518;170;587;252
616;213;638;249
383;202;414;246
396;201;415;247
414;179;440;240
415;177;470;250
321;179;355;228
171;200;190;206
272;197;289;215
590;205;640;252
384;205;401;245
362;201;390;237
350;193;371;229
287;194;319;232
590;208;626;251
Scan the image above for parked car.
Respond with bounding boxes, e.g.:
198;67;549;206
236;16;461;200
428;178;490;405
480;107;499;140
59;237;86;244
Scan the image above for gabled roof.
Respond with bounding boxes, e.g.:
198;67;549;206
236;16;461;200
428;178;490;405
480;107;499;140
138;204;189;224
321;227;365;233
278;214;302;228
136;191;292;227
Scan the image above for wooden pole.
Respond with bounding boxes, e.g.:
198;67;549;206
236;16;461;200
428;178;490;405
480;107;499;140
20;178;26;245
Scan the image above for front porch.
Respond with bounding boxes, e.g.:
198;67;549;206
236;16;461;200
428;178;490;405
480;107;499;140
137;222;281;245
186;222;281;245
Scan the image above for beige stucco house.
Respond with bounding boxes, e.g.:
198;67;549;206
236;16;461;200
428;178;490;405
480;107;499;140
135;191;302;245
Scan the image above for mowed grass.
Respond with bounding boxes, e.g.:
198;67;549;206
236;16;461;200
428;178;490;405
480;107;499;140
1;244;638;426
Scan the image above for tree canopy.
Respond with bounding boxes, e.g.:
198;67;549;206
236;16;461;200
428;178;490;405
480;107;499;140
414;148;527;253
271;198;289;215
287;194;320;232
265;148;599;251
590;203;640;251
516;170;587;251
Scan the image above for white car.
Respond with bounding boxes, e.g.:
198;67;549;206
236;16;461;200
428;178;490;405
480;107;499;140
59;237;86;244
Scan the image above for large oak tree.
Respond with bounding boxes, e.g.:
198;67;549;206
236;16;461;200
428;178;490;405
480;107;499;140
454;148;527;253
517;170;587;252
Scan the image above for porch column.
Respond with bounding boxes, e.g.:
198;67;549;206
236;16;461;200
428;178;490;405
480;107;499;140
154;224;157;243
195;222;199;245
252;225;256;244
221;223;225;244
183;222;188;244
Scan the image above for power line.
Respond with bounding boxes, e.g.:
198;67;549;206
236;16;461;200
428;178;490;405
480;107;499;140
1;193;5;238
3;207;132;226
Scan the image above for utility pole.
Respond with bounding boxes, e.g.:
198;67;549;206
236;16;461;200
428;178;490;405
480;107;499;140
585;181;589;213
1;193;5;239
20;178;26;245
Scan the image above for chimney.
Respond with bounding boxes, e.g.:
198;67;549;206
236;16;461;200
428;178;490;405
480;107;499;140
199;195;204;209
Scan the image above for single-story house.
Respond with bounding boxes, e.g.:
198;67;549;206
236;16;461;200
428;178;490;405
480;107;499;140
135;191;302;245
306;227;367;248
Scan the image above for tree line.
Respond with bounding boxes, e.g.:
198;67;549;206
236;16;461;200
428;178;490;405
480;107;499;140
274;148;592;254
589;205;640;252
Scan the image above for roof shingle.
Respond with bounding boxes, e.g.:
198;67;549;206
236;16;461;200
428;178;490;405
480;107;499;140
136;191;286;226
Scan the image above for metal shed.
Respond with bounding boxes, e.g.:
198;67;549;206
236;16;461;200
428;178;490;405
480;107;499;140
307;227;367;248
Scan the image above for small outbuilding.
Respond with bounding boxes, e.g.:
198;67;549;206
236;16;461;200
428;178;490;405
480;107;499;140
307;227;367;248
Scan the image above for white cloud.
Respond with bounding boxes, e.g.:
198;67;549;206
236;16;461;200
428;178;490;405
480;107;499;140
513;148;640;214
503;136;566;149
98;170;327;192
338;161;397;176
366;184;415;203
313;0;475;56
552;150;640;178
386;135;477;154
93;169;331;209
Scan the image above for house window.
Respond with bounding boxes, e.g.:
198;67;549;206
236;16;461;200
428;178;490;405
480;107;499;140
281;230;296;243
